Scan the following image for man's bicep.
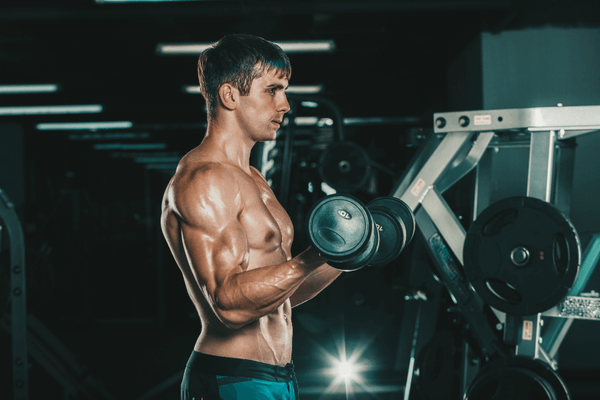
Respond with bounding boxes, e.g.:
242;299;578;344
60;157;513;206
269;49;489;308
173;169;249;308
180;212;249;302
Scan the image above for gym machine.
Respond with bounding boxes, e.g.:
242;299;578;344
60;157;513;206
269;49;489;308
1;189;28;399
394;105;600;399
0;188;116;400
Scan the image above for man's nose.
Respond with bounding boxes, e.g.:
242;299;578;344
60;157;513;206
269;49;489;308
279;93;291;114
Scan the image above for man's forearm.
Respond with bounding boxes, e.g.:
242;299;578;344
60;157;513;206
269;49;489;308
289;264;342;308
214;247;326;328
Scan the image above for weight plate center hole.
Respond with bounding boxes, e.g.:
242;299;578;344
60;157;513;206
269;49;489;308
510;246;530;267
338;160;351;173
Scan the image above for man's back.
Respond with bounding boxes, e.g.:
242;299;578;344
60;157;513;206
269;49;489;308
161;141;296;366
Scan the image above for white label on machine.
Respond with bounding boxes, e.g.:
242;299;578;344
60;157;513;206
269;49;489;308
522;320;533;340
474;115;492;125
411;178;425;197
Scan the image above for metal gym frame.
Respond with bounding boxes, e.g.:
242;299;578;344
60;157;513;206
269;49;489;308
1;189;28;399
393;105;600;398
1;188;116;400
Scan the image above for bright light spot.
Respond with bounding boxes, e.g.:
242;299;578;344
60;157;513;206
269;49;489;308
157;41;334;55
308;182;314;193
184;85;323;95
336;360;356;381
301;100;319;108
321;182;336;195
36;121;132;131
294;116;319;126
183;85;201;94
317;118;334;127
0;104;102;115
288;85;323;94
0;84;58;94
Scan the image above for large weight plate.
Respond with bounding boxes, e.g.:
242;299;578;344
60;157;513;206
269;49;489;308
465;356;571;400
319;141;371;193
307;194;374;264
464;196;580;315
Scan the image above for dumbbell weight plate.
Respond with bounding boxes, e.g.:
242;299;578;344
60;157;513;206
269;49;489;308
328;223;379;271
367;196;415;267
307;194;377;271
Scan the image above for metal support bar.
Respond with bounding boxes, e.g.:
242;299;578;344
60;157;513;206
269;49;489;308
402;301;422;400
433;105;600;135
279;99;296;209
437;131;495;194
537;342;558;371
472;148;493;221
527;131;556;202
420;188;466;265
393;132;444;200
545;318;575;360
0;188;28;400
414;209;500;358
395;131;475;210
552;141;576;216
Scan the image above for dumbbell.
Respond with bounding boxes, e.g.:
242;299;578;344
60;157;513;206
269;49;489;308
306;194;415;271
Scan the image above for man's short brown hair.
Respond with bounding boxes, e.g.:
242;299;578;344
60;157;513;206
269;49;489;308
198;34;292;119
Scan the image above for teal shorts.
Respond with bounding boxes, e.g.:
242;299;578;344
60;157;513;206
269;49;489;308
181;351;299;400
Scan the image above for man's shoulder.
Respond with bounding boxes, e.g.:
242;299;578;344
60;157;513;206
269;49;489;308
167;161;243;220
173;160;239;194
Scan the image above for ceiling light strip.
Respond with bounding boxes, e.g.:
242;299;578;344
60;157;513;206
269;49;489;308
96;0;201;3
93;143;167;150
158;40;335;55
0;105;102;116
0;84;59;94
36;121;133;131
183;85;323;94
286;85;323;94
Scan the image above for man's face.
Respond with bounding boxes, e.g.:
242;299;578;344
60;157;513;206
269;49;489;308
237;68;290;142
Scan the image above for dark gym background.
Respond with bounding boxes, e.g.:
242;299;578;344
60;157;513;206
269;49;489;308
2;0;600;399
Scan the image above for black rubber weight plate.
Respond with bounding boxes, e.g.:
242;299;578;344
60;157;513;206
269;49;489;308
465;356;570;400
463;196;580;315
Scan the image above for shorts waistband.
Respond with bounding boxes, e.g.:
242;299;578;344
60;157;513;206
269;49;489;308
185;351;295;383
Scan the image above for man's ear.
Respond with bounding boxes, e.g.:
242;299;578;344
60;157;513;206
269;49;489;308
218;83;238;111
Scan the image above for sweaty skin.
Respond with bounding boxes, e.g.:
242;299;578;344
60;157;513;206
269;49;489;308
161;69;341;367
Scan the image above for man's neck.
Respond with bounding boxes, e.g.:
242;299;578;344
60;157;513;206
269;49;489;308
202;118;255;174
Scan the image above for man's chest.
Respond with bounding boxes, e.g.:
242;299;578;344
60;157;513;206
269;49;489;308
237;172;294;252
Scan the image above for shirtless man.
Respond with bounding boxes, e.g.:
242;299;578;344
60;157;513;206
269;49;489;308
161;34;342;400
